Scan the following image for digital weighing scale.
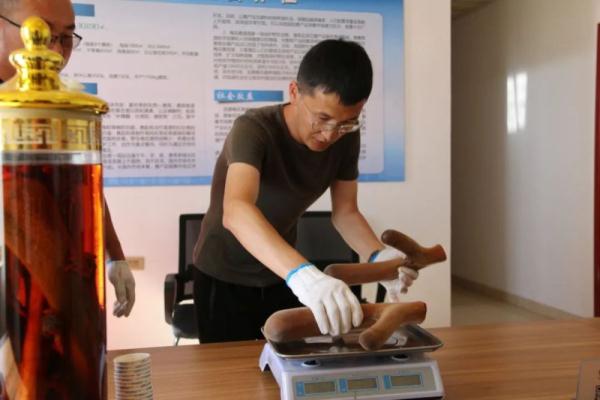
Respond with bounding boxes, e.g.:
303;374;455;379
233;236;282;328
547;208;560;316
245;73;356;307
259;324;444;400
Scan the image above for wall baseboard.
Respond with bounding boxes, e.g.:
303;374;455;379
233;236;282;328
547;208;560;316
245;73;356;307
452;275;580;320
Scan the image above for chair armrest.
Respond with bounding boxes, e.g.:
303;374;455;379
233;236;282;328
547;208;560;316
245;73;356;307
164;273;178;324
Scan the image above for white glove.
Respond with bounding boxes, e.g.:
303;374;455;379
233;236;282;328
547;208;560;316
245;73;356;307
107;260;136;317
287;264;363;336
371;247;419;302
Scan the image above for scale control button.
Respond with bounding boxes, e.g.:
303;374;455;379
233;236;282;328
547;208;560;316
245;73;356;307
384;376;392;390
339;379;348;393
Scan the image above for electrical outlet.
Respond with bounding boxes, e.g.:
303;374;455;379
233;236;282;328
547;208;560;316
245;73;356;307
126;256;145;270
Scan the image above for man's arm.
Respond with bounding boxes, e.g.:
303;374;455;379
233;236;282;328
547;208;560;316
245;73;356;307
330;179;383;260
330;180;420;299
104;200;135;317
222;162;363;335
222;162;306;277
105;203;125;261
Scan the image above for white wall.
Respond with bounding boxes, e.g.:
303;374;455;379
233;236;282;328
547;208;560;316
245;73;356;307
452;0;600;317
106;0;451;350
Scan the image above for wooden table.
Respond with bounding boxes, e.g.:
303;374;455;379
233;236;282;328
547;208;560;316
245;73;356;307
107;318;600;399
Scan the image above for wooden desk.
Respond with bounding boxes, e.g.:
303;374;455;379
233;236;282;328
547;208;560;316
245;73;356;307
107;318;600;399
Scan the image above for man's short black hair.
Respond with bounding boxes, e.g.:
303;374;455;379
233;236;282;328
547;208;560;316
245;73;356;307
296;39;373;106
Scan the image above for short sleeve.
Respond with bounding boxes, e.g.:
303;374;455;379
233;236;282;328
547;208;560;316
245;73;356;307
335;131;361;180
224;115;267;170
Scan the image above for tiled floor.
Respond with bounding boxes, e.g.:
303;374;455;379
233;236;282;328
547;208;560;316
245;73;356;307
451;284;552;326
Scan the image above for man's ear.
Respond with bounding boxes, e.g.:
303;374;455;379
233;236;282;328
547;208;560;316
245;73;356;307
289;80;299;104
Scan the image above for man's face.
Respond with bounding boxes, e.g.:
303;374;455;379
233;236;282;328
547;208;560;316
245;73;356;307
0;0;75;81
289;81;365;152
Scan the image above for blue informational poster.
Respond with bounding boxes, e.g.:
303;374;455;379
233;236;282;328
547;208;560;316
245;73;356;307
66;0;405;186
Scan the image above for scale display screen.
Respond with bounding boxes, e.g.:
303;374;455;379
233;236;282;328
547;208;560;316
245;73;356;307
347;378;378;390
390;374;422;387
304;381;336;394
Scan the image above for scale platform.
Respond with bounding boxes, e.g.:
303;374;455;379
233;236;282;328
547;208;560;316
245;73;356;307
259;324;444;400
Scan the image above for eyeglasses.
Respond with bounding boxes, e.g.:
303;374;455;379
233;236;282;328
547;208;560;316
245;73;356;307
0;15;82;50
300;96;363;135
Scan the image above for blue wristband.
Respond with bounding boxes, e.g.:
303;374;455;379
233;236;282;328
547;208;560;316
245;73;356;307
285;262;312;284
368;250;381;263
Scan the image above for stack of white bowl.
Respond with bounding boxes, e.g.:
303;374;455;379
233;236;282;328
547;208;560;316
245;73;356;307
113;352;153;400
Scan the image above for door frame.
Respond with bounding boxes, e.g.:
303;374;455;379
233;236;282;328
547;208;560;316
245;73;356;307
594;24;600;316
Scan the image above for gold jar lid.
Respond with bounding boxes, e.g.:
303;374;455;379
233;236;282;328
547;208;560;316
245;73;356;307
0;16;108;114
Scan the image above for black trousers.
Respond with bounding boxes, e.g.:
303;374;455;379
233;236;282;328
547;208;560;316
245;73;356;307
193;268;302;343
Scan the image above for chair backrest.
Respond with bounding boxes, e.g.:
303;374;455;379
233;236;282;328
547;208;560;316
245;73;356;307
178;213;204;299
296;211;362;299
181;211;355;273
295;211;358;269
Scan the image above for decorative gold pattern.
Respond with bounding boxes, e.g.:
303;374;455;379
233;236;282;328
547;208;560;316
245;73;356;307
0;116;101;151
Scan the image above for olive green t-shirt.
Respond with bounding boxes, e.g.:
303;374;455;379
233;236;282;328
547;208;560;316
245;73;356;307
193;103;360;287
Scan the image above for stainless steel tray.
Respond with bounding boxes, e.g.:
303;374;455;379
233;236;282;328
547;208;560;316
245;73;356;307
262;324;443;360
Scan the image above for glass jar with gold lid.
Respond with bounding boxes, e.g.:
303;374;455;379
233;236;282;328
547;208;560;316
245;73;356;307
0;16;109;400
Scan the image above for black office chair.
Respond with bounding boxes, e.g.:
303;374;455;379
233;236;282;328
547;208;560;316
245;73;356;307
164;213;203;345
295;211;386;302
